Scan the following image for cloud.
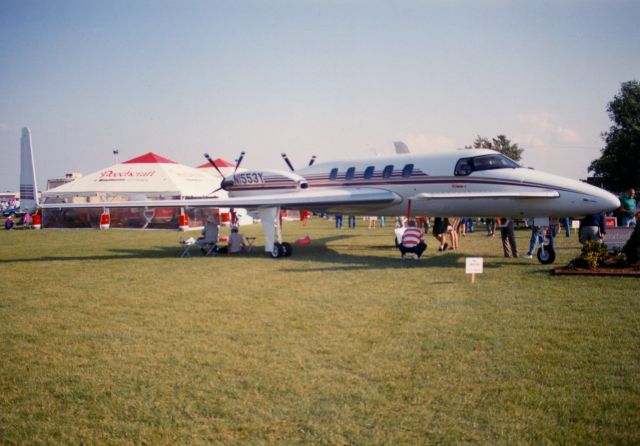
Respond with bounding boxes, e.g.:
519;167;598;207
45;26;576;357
0;123;9;132
516;112;581;148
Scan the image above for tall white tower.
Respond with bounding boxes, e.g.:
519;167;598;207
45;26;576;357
20;127;40;210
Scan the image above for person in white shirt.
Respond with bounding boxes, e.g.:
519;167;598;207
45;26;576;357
196;216;219;254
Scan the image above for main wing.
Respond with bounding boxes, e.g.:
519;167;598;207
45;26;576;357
41;187;401;211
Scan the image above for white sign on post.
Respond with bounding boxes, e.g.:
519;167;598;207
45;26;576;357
465;257;483;283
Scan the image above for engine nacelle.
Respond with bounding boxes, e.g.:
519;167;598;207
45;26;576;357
221;170;308;196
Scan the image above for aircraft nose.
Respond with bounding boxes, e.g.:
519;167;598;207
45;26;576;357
594;188;620;213
604;191;621;211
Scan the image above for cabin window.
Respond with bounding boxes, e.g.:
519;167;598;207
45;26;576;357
364;166;375;179
329;168;339;180
345;167;356;180
454;154;520;176
402;163;414;178
382;164;394;179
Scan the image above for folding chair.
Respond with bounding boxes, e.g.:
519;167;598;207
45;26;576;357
203;242;218;256
245;237;257;253
179;237;196;258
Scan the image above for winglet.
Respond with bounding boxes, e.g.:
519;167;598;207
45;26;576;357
20;127;40;210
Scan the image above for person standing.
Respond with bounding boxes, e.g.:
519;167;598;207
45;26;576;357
525;220;555;258
561;217;571;237
486;218;496;237
335;213;344;229
300;210;311;226
579;213;606;244
458;218;468;237
618;188;637;227
499;218;519;258
447;217;460;250
347;215;356;229
432;217;449;251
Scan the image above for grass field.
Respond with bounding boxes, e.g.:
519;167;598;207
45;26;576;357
1;219;639;445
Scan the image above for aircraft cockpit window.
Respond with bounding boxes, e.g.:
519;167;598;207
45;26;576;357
402;163;414;178
454;158;472;176
455;154;520;176
382;165;394;179
345;167;356;180
472;154;519;170
329;168;339;180
364;166;375;179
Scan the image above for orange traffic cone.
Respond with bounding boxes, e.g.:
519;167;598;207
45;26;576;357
99;212;110;230
178;213;189;231
32;213;42;230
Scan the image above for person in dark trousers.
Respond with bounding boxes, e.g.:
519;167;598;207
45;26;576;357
486;218;496;237
398;220;427;259
579;213;606;244
499;218;519;258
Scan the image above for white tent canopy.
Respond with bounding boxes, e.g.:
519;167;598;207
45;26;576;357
43;152;219;200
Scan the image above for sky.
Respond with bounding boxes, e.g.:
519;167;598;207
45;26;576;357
1;0;639;191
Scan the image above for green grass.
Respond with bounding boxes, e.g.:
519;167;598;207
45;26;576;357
1;220;639;445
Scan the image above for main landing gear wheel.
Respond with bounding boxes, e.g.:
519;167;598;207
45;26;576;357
537;245;556;264
281;242;293;257
271;242;293;258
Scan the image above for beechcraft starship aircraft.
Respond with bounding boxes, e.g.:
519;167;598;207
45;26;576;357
38;140;620;263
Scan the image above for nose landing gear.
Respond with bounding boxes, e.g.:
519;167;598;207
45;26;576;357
537;244;556;264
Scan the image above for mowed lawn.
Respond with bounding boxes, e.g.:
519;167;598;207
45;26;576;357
1;219;639;445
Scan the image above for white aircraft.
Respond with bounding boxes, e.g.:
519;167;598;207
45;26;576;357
39;144;620;264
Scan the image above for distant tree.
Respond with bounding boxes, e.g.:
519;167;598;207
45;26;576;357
472;136;493;149
492;135;523;161
588;80;640;191
468;134;524;161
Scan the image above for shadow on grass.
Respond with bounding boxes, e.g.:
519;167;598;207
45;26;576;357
279;243;509;272
0;234;354;264
0;246;183;263
0;233;532;272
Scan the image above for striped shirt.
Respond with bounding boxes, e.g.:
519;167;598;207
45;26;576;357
401;227;424;248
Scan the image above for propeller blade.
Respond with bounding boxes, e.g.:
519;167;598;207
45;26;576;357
208;186;223;196
233;151;246;174
204;153;225;178
281;153;295;171
308;155;316;166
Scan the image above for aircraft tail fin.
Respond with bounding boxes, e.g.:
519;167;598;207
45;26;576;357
20;127;40;210
394;141;410;154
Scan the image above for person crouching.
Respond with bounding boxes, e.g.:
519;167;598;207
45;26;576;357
218;224;246;254
399;220;427;260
